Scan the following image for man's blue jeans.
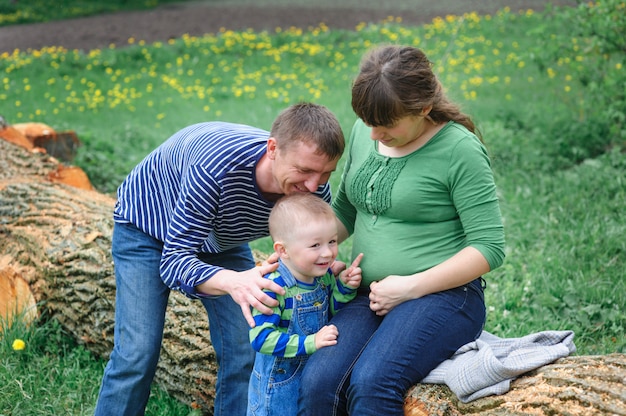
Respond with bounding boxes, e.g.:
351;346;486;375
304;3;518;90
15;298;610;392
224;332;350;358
94;222;255;416
298;279;485;416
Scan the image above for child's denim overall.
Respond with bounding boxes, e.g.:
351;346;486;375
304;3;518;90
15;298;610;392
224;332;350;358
247;262;330;416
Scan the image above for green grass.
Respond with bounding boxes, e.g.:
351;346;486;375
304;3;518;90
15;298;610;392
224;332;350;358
1;1;624;415
0;314;100;415
0;312;194;415
487;145;625;353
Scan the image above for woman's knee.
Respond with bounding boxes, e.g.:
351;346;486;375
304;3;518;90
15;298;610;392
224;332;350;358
350;349;416;398
349;359;397;392
300;360;325;396
300;354;347;403
347;362;407;415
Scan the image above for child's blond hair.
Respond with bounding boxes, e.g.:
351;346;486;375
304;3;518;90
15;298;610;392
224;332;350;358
269;193;335;242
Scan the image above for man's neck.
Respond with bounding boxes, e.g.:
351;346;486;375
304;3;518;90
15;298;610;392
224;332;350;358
255;153;282;201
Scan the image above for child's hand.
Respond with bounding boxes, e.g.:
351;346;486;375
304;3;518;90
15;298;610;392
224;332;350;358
339;253;363;289
314;324;338;349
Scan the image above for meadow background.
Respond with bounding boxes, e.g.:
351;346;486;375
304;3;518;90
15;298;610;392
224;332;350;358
1;0;624;414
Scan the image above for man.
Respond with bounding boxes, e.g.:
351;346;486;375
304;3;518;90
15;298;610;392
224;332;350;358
94;102;345;416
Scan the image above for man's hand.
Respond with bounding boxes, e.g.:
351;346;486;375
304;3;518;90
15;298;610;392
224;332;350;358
339;253;363;289
196;260;283;327
314;324;338;349
261;251;279;267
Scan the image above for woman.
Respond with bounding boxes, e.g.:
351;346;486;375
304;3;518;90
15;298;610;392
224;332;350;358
298;45;505;415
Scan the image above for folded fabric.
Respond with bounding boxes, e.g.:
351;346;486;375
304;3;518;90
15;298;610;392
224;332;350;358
422;330;576;403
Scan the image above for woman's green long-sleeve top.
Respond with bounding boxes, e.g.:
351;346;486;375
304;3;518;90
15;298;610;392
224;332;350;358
333;119;505;286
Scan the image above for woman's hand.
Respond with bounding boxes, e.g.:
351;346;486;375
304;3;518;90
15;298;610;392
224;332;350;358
368;275;413;316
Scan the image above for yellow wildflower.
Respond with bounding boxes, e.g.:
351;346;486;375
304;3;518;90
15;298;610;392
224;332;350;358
12;339;26;351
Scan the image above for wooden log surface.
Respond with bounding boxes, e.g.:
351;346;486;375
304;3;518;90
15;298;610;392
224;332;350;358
405;353;626;415
0;137;215;410
1;138;624;415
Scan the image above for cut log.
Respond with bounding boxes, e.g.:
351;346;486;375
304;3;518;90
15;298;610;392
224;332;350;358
0;122;34;150
0;117;92;190
0;138;624;415
405;353;626;415
0;137;214;408
0;266;38;329
47;164;94;190
12;121;81;161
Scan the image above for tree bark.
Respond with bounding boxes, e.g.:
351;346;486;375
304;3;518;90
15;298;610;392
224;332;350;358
0;138;215;410
405;353;626;415
1;138;624;415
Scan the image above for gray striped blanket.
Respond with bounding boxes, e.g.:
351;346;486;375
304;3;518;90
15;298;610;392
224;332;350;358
422;330;576;402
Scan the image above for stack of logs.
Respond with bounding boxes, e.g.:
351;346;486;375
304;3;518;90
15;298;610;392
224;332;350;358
0;117;94;330
0;116;93;191
0;121;624;415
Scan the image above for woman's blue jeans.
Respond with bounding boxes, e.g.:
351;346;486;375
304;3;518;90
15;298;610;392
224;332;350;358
94;222;255;416
298;279;485;416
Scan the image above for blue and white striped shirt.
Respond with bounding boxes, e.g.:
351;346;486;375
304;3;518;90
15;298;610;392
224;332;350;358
113;122;332;298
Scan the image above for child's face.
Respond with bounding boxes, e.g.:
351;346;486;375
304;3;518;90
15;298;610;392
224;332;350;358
279;217;338;282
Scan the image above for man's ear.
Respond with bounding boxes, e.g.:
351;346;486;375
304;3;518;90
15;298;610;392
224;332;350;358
273;241;288;258
421;105;433;116
266;137;278;160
